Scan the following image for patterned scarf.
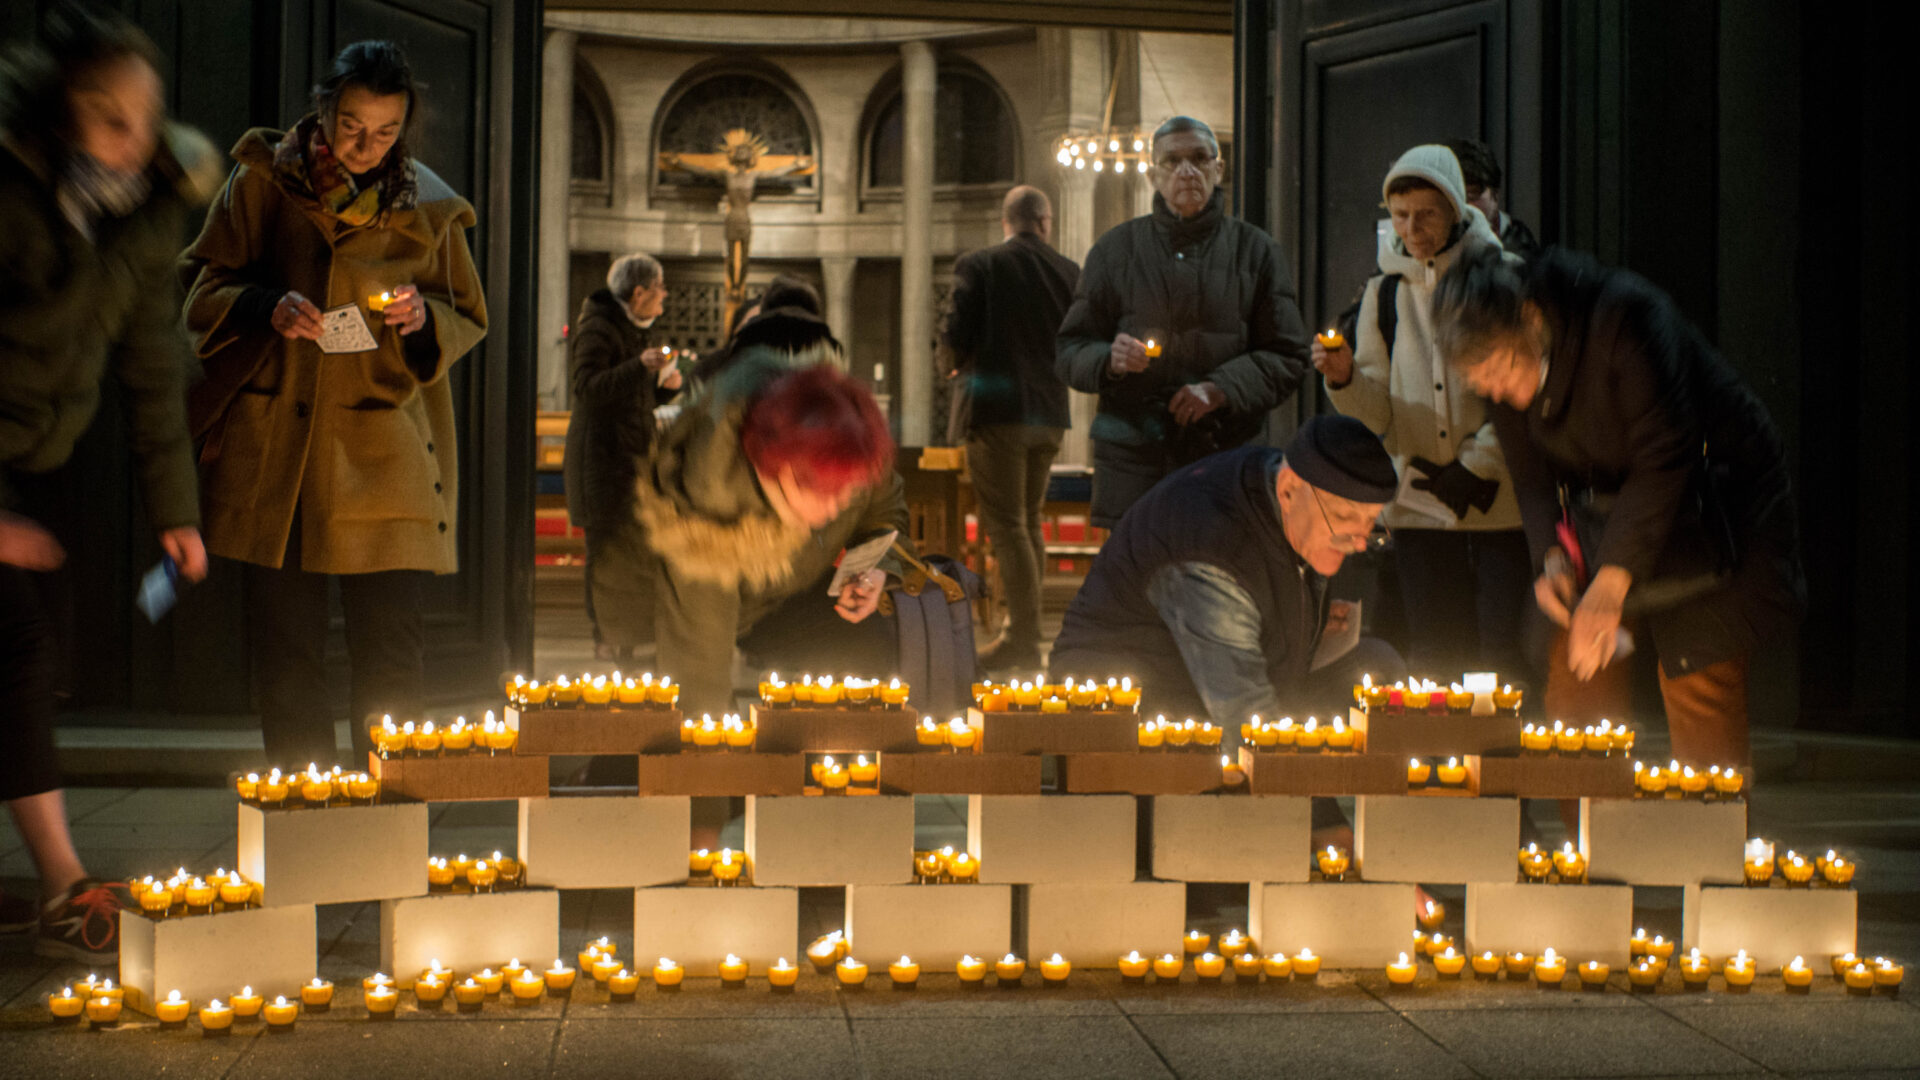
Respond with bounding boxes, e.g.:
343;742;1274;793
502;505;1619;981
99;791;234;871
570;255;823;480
271;113;416;226
57;151;151;241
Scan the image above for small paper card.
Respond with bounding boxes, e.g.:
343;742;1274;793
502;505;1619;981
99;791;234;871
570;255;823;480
826;530;899;595
1310;599;1361;671
318;303;378;354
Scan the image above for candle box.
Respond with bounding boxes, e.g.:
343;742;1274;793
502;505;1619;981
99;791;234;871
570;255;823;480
968;706;1136;755
237;800;428;907
631;885;799;976
748;705;923;754
1249;881;1417;967
517;795;689;888
879;753;1041;795
506;704;683;755
1477;754;1633;798
844;883;1013;966
1237;746;1403;795
120;903;316;1015
1023;881;1185;966
1355;794;1520;883
967;795;1137;884
1579;797;1746;885
380;888;559;987
1059;753;1235;795
1347;705;1520;759
635;752;805;796
1685;884;1856;970
744;795;915;885
369;750;548;801
1150;795;1311;883
1463;882;1634;966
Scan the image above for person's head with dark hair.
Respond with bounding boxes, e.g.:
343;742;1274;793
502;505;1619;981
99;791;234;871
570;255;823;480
1001;184;1052;240
311;40;419;176
1149;115;1224;220
1445;137;1503;221
1;1;164;176
759;275;821;318
1433;242;1549;409
741;364;893;528
726;293;764;340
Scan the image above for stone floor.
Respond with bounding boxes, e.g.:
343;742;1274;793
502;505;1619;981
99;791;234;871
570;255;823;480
1;781;1917;1079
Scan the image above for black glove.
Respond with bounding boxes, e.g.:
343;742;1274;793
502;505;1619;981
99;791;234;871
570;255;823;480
1408;456;1500;520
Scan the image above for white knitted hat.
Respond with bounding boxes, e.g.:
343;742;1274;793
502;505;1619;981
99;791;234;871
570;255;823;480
1381;144;1469;222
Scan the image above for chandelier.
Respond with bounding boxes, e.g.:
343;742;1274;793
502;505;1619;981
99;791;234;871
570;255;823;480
1053;129;1152;175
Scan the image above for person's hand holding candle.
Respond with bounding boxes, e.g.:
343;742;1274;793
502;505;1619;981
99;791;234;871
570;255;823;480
1108;332;1153;377
377;284;429;335
1310;328;1353;387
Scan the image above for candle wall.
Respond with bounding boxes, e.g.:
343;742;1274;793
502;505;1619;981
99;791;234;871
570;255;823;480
843;883;1014;966
1463;882;1635;967
379;888;559;986
1248;882;1417;968
236;801;428;908
1355;796;1521;884
1149;795;1312;883
118;903;316;1015
516;795;689;889
631;885;800;976
1686;884;1858;970
1580;798;1747;886
966;795;1137;884
744;796;915;886
1023;881;1185;967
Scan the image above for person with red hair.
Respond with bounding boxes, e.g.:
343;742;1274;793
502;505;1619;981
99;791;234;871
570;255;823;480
614;341;906;715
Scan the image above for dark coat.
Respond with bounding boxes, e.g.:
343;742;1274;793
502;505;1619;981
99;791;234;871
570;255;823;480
564;289;676;529
1056;190;1310;453
944;232;1079;432
1492;248;1803;675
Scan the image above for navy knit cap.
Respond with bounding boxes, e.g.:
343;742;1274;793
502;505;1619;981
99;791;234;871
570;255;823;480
1284;415;1397;504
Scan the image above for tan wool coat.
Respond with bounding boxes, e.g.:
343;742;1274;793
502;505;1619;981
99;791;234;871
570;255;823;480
179;127;488;574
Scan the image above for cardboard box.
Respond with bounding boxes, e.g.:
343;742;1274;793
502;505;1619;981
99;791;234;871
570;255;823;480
1249;881;1416;967
1060;752;1233;795
879;753;1041;795
968;795;1136;884
632;885;799;975
1348;705;1520;758
1151;795;1311;883
1686;884;1856;969
507;704;683;755
1477;754;1634;798
1464;882;1634;966
844;883;1014;965
1238;746;1403;796
635;752;805;796
119;905;316;1015
237;800;428;907
1580;797;1746;886
969;706;1137;755
1355;794;1520;883
749;704;923;754
518;795;689;889
380;888;559;986
745;795;915;886
369;750;548;801
1024;881;1185;966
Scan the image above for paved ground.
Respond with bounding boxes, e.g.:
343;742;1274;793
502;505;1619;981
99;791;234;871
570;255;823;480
1;781;1916;1079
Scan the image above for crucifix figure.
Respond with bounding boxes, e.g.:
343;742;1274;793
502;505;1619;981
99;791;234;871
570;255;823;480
659;128;815;327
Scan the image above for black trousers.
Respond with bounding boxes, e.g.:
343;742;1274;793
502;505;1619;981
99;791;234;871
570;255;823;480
245;514;427;770
0;562;61;801
1391;527;1533;686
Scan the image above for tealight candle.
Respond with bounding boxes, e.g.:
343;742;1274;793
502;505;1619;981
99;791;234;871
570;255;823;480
1261;953;1293;979
1470;950;1502;977
1407;758;1431;786
1316;845;1350;878
592;954;623;983
954;954;987;984
652;958;684;988
719;953;749;986
85;994;123;1024
689;848;715;876
1221;754;1246;786
1744;839;1776;885
545;960;577;993
1325;717;1356;750
1779;851;1815;884
712;848;744;883
1315;327;1346;351
1193;952;1226;980
301;977;334;1010
200;997;234;1031
414;974;448;1003
231;986;262;1018
1627;959;1662;989
1723;950;1756;988
1579;960;1610;988
1386;952;1417;985
1151;953;1184;981
947;851;979;881
1519;842;1552;881
1647;935;1675;960
1505;951;1533;978
1165;718;1193;747
1711;765;1745;794
1520;724;1552;753
1821;851;1856;886
364;984;398;1015
361;971;392;994
1296;717;1326;750
1534;948;1567;986
1110;677;1141;709
49;987;84;1020
994;952;1027;984
1184;929;1211;955
1875;957;1904;990
1231;952;1262;979
1552;842;1587;882
808;931;848;970
1844;962;1876;993
263;995;297;1028
946;718;978;750
1679;949;1712;987
1782;956;1813;990
1677;765;1709;795
1435;756;1468;787
453;978;486;1007
607;969;640;998
768;958;799;989
888;955;919;987
1117;950;1151;979
1292;948;1321;979
509;969;544;1001
467;860;498;890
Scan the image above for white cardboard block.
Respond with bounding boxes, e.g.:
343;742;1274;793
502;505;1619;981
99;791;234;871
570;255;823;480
1151;795;1311;883
1249;882;1416;967
633;885;799;975
237;801;428;907
1024;881;1185;966
1464;882;1634;966
968;795;1136;884
844;884;1013;965
1688;885;1857;970
518;795;689;889
119;905;315;1014
745;796;915;886
380;888;559;985
1355;795;1519;883
1580;798;1746;886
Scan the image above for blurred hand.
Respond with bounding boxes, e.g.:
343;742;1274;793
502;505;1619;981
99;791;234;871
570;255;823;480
657;365;683;391
1566;566;1631;682
835;568;887;623
1534;546;1577;629
640;347;674;371
159;526;208;583
1324;598;1355;637
0;511;64;570
272;290;324;340
1108;333;1152;377
1169;381;1224;425
382;284;429;335
1311;338;1354;386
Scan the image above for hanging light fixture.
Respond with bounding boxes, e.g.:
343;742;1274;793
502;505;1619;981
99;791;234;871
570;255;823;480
1054;45;1153;177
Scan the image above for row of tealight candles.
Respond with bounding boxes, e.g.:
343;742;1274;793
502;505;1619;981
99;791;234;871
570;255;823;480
48;975;334;1030
509;672;679;709
1234;715;1359;752
1633;760;1745;796
973;676;1141;713
913;845;980;883
808;753;878;791
689;847;749;883
235;764;378;806
1743;839;1855;886
1355;674;1522;715
758;673;910;708
427;851;525;892
1519;842;1588;882
915;716;978;750
681;713;757;750
369;713;516;758
1520;718;1637;754
130;868;257;917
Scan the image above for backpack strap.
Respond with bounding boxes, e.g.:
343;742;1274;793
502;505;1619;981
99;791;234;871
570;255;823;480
1376;273;1401;360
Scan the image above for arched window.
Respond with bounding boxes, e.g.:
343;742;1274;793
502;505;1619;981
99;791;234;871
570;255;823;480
653;69;817;199
571;86;605;183
867;67;1018;191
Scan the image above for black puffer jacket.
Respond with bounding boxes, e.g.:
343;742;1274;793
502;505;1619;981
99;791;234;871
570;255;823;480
564;289;676;528
1056;190;1310;453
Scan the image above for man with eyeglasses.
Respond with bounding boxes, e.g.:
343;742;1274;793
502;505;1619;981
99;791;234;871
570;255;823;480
1050;415;1405;727
1056;115;1310;529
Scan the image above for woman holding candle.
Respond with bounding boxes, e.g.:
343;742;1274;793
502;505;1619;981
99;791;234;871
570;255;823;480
180;40;488;768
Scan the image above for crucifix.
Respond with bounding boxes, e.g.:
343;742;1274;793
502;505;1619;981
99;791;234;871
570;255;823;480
658;128;815;328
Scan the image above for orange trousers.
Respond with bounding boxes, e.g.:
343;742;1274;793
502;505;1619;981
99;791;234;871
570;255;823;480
1544;629;1751;768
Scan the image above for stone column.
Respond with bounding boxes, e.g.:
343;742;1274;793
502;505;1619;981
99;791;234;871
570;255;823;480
820;255;857;375
538;30;577;410
898;39;937;446
1053;166;1099;465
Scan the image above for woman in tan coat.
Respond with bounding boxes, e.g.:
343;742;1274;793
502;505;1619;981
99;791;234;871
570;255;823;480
180;41;487;767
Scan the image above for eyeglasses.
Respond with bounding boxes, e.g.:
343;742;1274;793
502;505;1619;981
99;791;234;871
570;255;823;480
1310;485;1391;553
